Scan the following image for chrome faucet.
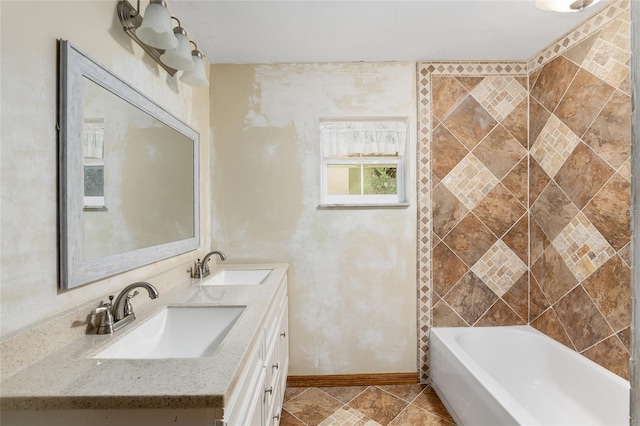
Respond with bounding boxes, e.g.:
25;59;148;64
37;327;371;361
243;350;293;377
91;282;159;334
189;250;226;279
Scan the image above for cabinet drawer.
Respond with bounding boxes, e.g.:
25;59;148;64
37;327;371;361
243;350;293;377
265;283;287;350
277;299;289;371
265;337;279;397
224;333;265;425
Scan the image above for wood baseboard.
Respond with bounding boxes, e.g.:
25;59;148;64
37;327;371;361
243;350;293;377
286;372;418;388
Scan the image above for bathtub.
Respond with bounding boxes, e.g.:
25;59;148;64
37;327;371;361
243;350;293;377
430;326;630;426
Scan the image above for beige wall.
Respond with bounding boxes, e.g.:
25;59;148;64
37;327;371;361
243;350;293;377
210;63;417;375
0;1;211;337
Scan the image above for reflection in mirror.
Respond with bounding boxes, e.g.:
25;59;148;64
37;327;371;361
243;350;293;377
81;78;194;260
59;40;199;289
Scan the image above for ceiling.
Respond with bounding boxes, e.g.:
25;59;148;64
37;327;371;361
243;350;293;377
169;0;608;64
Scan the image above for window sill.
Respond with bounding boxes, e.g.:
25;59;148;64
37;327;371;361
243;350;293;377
317;203;410;210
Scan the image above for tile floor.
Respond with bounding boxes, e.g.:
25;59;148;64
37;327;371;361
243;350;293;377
281;384;454;426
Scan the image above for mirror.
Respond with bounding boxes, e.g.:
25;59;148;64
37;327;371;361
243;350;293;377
58;40;199;290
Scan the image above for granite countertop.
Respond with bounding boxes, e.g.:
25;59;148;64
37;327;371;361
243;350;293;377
0;263;288;411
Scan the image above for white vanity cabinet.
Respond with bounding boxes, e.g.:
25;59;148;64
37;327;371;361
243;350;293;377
223;278;288;426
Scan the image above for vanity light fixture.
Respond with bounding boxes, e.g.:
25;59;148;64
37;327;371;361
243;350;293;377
160;21;194;71
179;43;209;87
117;0;209;86
535;0;601;12
134;0;177;49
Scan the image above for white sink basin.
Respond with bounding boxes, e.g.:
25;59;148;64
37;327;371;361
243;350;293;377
94;306;245;359
203;269;272;286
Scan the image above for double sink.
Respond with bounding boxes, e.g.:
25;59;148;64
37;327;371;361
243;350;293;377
94;268;272;359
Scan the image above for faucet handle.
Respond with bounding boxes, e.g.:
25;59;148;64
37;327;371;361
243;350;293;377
188;259;203;279
123;291;139;317
92;300;115;334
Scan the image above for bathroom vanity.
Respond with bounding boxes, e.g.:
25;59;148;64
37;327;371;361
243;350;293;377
0;264;289;426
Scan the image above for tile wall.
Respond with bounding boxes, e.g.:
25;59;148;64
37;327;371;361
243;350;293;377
528;6;631;379
429;70;529;330
417;62;529;382
417;0;631;381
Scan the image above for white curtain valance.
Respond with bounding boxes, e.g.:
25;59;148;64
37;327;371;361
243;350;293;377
83;121;105;159
321;121;408;156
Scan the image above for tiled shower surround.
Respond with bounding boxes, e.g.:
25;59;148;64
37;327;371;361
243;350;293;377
417;0;631;382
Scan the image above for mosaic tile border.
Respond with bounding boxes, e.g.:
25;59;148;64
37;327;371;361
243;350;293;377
416;63;432;383
527;0;629;72
420;62;527;76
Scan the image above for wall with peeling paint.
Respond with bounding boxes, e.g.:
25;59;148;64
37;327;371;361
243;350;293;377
210;63;418;375
0;1;211;336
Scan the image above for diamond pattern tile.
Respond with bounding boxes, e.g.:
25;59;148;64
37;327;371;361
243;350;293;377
348;387;407;425
476;300;526;326
473;125;527;180
431;77;468;122
564;33;599;67
502;99;528;148
581;15;630;88
583;255;631;332
582;90;632;169
433;242;468;297
555;142;615;209
554;286;614;352
554;69;616;138
444;214;498;266
433;299;469;327
528;0;628;71
529;98;551;149
502;215;529;264
530;115;582;179
501;158;528;208
283;386;454;426
530;307;575;349
445;272;499;325
441;153;499;211
582;336;630;380
530;56;580;113
432;183;469;239
417;3;630;379
319;407;379;426
473;183;526;238
442;95;498;150
502;273;529;321
618;156;631;182
551;212;616;282
582;173;631;251
531;244;579;305
471;240;527;297
432;124;468;179
471;76;528;121
530;181;580;242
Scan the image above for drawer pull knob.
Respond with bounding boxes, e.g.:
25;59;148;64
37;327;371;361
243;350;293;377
280;331;286;338
272;362;279;370
265;386;273;395
273;413;281;421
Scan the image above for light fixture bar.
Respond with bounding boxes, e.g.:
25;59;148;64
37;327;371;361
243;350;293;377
117;0;178;76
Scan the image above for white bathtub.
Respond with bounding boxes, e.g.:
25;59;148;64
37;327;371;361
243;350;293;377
430;326;630;426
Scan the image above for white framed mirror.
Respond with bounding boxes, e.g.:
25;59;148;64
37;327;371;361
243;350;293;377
58;40;199;290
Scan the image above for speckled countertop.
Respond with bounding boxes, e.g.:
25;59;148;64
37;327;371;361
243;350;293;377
0;263;288;411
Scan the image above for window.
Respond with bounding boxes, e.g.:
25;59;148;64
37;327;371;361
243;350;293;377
320;120;408;206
